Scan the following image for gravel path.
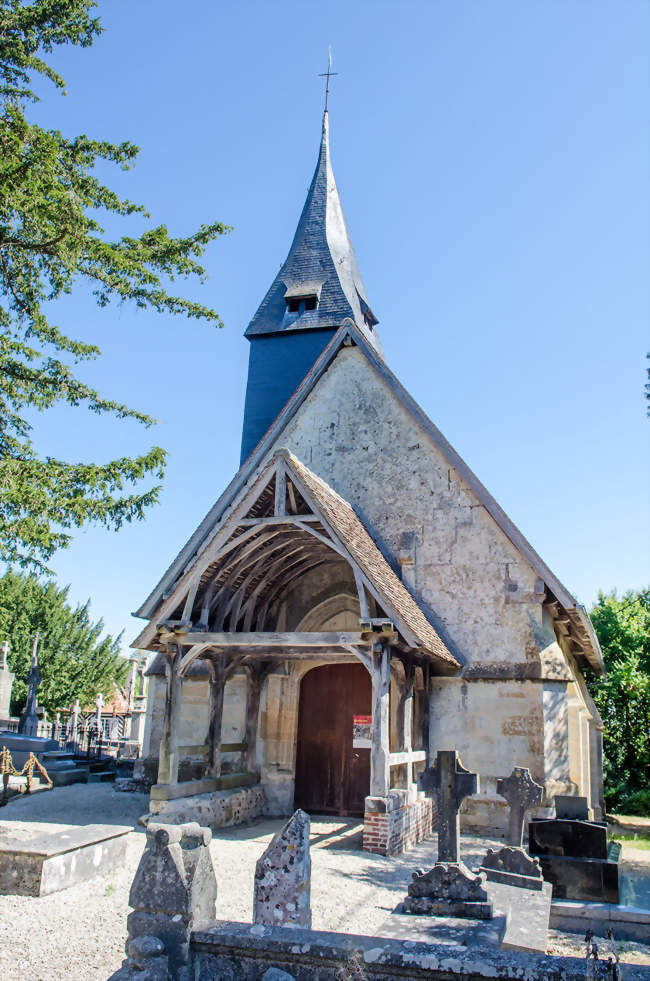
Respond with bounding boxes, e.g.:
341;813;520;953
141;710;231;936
0;784;648;980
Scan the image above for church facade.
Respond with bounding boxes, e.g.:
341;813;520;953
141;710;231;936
133;111;605;855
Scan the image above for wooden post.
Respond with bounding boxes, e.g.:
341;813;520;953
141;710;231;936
245;670;262;776
206;653;226;778
402;663;415;790
370;643;390;797
157;643;183;785
423;662;431;763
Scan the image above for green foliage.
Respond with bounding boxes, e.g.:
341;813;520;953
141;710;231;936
0;568;127;716
587;588;650;816
0;0;229;570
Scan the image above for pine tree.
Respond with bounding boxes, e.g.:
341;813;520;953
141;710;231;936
0;1;229;569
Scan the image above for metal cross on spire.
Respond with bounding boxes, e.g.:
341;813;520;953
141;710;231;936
318;47;338;113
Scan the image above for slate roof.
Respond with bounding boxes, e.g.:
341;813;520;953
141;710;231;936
245;112;381;352
280;451;458;667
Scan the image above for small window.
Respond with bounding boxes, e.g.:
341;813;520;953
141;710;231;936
285;293;318;315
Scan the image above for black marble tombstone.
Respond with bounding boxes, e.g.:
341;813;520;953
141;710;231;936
528;804;620;903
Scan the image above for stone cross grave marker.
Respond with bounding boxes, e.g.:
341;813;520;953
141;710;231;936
18;637;41;736
496;766;543;847
419;750;478;862
67;698;81;742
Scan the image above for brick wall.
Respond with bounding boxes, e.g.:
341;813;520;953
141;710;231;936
363;792;436;856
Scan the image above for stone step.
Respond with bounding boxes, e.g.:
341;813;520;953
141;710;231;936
50;766;89;787
41;751;77;762
85;758;115;772
87;770;116;783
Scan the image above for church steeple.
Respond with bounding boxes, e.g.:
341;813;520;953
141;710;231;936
245;111;379;344
240;112;380;462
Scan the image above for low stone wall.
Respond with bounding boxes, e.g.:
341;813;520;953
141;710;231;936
363;792;435;856
191;920;629;981
149;786;264;830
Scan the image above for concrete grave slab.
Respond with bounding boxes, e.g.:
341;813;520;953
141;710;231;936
0;823;130;896
489;879;553;954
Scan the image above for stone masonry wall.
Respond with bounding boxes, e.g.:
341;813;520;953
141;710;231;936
363;793;435;856
270;345;589;827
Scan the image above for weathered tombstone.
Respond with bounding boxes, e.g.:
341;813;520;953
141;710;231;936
419;750;478;862
478;845;544;890
253;809;311;929
18;639;41;737
496;766;544;847
125;821;217;980
406;751;491;919
403;863;492;919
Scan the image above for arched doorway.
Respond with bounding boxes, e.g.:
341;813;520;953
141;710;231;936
294;662;371;817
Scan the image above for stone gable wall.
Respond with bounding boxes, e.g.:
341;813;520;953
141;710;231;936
269;346;589;828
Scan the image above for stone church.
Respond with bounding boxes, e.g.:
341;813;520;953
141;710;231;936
133;110;605;855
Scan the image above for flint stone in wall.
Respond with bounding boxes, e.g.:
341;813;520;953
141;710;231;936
254;809;311;929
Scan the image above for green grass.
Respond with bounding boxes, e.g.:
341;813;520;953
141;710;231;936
611;832;650;850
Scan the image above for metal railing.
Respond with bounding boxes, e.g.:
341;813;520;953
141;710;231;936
1;712;139;760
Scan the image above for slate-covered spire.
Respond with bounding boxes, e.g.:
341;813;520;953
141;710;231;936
245;111;380;348
240;112;380;464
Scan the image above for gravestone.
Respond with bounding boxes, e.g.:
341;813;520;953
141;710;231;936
254;809;311;929
126;821;217;981
528;806;620;903
406;750;491;919
419;750;478;862
479;846;543;891
18;645;41;736
404;863;492;919
496;766;543;847
554;795;590;820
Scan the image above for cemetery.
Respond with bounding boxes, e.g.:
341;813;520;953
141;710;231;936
0;6;648;981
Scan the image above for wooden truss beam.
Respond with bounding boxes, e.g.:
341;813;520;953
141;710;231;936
159;630;368;648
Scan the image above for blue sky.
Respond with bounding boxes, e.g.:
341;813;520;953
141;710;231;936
21;1;650;648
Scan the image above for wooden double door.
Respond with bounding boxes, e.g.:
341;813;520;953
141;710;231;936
294;663;371;818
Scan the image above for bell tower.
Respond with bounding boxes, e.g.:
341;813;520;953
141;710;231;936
240;111;380;462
